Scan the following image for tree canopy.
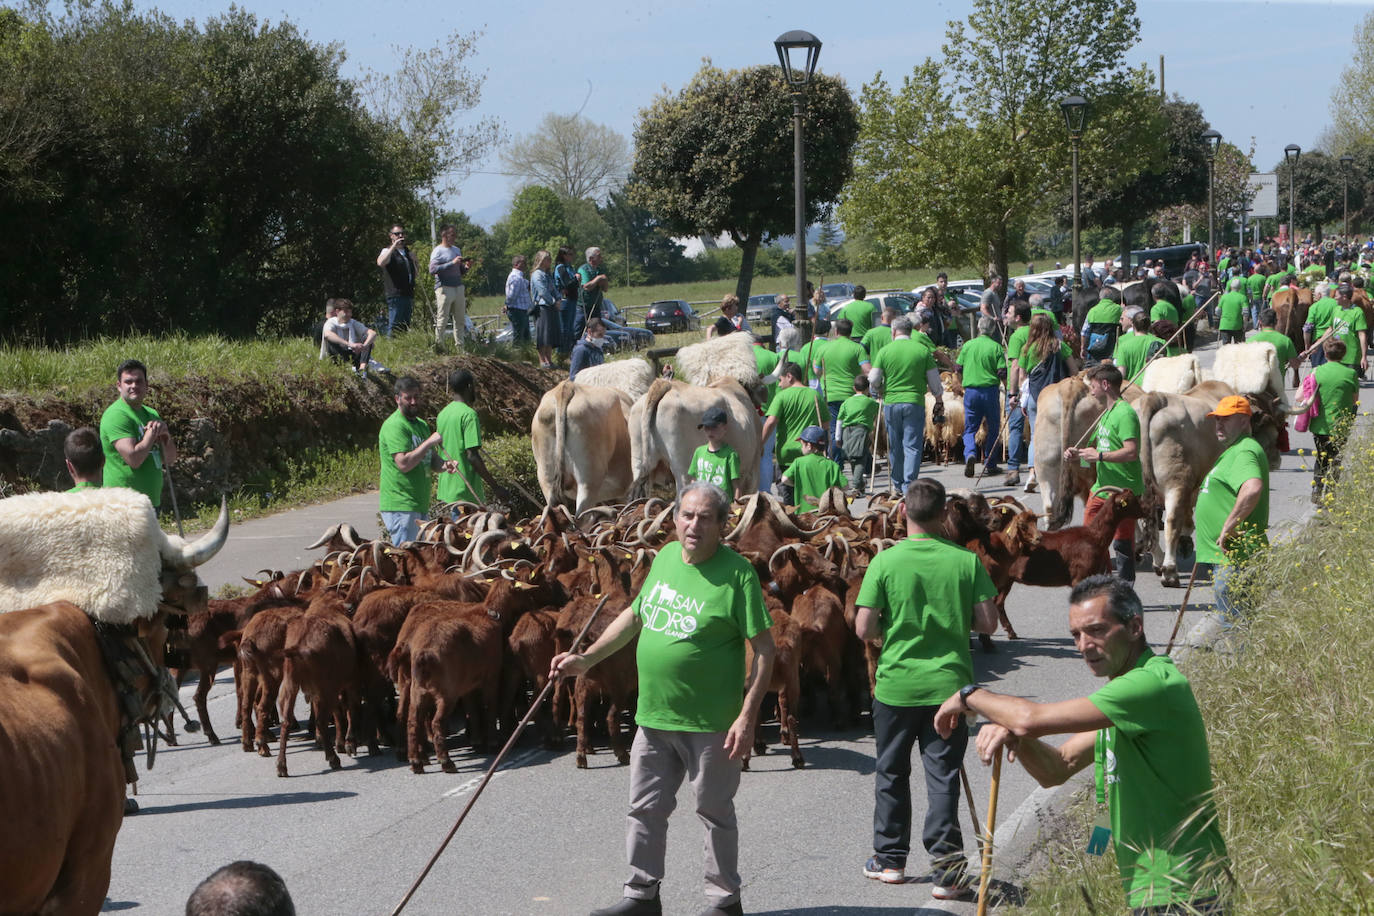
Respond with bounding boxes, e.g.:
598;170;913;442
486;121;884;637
631;61;858;301
500;113;631;203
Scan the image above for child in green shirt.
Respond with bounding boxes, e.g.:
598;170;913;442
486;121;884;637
686;406;742;500
782;425;847;513
63;426;104;492
836;375;879;493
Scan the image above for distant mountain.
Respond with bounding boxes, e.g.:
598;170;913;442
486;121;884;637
468;199;510;229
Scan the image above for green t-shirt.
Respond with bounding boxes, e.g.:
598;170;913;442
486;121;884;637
1217;257;1230;276
1019;339;1073;371
955;334;1005;387
66;481;101;493
872;337;936;405
1195;435;1269;565
1112;333;1163;385
1085;300;1123;326
1307;296;1339;335
837;392;879;430
1249;329;1297;366
98;398;164;506
1310;361;1358;436
1217;291;1247;331
1149;299;1181;327
1005;325;1030;368
838;298;877;340
1246;271;1267;301
856;535;996;706
378;409;433;513
1089;651;1229;908
767;384;827;469
783;451;846;511
688;443;741;492
1331;305;1367;366
818;336;870;403
797;337;828;384
435;400;484;504
861;324;893;360
754;346;781;410
912;330;939;351
576;262;605;313
1091;399;1144;497
631;545;771;732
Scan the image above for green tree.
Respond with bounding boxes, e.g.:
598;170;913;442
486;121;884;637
1276;151;1350;241
599;186;687;286
506;185;570;260
631;62;858;302
1322;10;1374;156
811;217;848;275
841;0;1159;281
1151;140;1255;250
500;113;630;203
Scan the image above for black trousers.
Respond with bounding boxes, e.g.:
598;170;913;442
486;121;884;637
325;338;372;368
871;699;967;882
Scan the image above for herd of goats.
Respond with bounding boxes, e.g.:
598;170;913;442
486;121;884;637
172;483;1142;777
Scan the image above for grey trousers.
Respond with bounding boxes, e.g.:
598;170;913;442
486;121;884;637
624;726;742;907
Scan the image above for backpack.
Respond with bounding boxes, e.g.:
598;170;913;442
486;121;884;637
1084;323;1119;359
1027;346;1071;403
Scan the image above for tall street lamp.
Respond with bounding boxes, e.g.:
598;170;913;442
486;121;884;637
775;30;822;320
1201;129;1221;263
1060;95;1089;290
1341;153;1354;238
1284;143;1301;254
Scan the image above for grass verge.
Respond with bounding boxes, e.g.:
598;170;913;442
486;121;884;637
1016;433;1374;914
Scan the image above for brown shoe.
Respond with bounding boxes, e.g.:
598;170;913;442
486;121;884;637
1003;471;1020;487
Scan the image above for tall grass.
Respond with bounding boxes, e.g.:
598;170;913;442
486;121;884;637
1017;434;1374;914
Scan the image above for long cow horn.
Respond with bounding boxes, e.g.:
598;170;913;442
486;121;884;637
166;497;230;568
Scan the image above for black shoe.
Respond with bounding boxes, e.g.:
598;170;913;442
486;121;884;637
696;903;744;916
123;797;139;816
964;456;977;477
590;896;662;916
984;464;1001;475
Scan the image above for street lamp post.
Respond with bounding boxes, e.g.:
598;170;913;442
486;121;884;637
1284;143;1301;258
775;30;822;321
1341;153;1354;239
1201;129;1221;264
1060;95;1088;290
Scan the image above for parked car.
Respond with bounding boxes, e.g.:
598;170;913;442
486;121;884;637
746;293;778;324
866;292;919;315
645;299;701;333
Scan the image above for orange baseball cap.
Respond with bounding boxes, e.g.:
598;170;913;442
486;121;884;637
1207;395;1252;417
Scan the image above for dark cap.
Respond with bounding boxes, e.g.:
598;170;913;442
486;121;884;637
798;425;827;444
698;407;728;428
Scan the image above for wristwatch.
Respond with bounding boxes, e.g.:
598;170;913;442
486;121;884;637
958;683;982;710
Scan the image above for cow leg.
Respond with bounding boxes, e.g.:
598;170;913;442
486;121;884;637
574;678;592;768
432;693;458;774
195;665;220;746
607;694;630;766
276;668;298;777
1159;488;1183;588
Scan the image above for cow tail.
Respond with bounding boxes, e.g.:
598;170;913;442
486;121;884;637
551;381;576;508
632;379;674;495
1049;381;1089;529
1136;392;1167;514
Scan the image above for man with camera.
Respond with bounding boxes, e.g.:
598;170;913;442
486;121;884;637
377;223;417;336
430;223;474;348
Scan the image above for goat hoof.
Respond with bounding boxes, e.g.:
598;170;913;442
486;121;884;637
792;757;806;769
441;760;458;774
206;734;221;747
241;741;253;753
1005;630;1021;640
576;755;589;769
615;751;630;765
345;742;358;757
978;634;997;653
410;763;425;774
741;759;751;772
257;746;271;758
276;765;288;778
164;734;178;747
328;756;342;771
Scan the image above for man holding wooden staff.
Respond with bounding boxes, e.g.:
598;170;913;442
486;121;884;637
934;576;1231;915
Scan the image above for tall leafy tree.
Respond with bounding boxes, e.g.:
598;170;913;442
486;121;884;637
599;186;687;286
505;185;570;259
1151;140;1256;249
1276;151;1352;241
500;113;630;203
632;62;858;301
1323;10;1374;157
841;0;1159;280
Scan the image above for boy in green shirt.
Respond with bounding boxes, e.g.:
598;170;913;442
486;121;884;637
780;426;846;512
63;427;103;492
435;369;501;510
836;376;879;493
99;358;176;508
687;406;743;500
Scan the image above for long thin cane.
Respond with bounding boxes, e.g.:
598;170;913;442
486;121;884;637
977;748;1003;916
867;399;884;496
959;764;984;856
163;457;184;539
388;594;611;916
1164;561;1201;656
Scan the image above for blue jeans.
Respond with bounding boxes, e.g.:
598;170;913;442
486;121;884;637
884;401;926;493
962;386;1001;468
559;298;577;354
760;426;776;493
386;295;413;336
1309;344;1326;367
827;401;843;460
381;510;424;546
572;302;588;344
509;308;531;344
1005;400;1025;471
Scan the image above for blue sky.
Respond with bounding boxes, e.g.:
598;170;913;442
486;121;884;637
129;0;1370;225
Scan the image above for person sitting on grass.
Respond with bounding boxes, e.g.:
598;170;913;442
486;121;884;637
780;425;846;513
569;317;608;382
687;406;742;501
321;298;389;376
836;375;878;494
63;426;103;491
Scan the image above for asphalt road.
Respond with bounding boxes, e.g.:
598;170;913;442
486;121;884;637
104;345;1372;916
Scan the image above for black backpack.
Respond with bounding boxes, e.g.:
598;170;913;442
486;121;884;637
1027;346;1071;403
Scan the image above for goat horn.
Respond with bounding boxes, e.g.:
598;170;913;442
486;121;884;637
304;523;342;551
767;542;801;573
724;492;761;541
465;529;506;572
339;524;362;549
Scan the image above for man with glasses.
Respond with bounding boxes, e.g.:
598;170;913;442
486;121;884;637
377;223;417;336
430;223;472;348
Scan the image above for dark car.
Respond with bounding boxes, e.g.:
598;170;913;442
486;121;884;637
645;300;701;333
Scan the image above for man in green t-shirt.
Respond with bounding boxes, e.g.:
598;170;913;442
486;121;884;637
856;478;999;898
816;318;872;460
1304;283;1340;366
1296;338;1360;503
1180;396;1269;654
577;246;610;331
836;284;876;340
688;407;743;500
1250;308;1300;377
1216;278;1248;344
781;426;846;512
62;427;103;492
761;363;828;502
1064;364;1143;583
836;376;879;492
378;376;446;545
1112;311;1166;386
860;303;899;359
955;317;1006;477
1330;283;1368;372
935;576;1230;913
1080;293;1124;365
435;369;501;510
99;358;177;508
551;483;775;916
872;315;945;493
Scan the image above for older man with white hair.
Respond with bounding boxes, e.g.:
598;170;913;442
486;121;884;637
577;246;610;340
870;315;945;493
1304;281;1339;368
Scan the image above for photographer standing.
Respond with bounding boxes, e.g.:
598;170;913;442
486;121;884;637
377;223;417;336
430;223;473;348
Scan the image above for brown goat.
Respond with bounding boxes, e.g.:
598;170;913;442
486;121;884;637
276;594;362;777
1005;488;1145;587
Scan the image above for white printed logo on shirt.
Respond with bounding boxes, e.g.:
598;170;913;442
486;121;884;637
641;579;704;639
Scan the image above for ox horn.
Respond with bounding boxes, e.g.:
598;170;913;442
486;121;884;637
165;497;230;569
304;523;342;551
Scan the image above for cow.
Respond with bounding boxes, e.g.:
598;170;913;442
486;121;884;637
1039;375;1147;528
531;380;637;514
1136;381;1283;587
1272;286;1314;386
627;377;762;499
571;358;655;400
0;488;229;916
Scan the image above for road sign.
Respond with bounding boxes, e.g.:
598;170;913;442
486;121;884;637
1249;173;1278;218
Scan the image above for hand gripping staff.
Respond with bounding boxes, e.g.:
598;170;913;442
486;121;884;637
387;593;612;916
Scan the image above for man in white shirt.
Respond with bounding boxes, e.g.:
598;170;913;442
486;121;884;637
429;223;472;348
320;299;388;375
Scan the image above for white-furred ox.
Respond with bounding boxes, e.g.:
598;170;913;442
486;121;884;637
531;381;636;515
